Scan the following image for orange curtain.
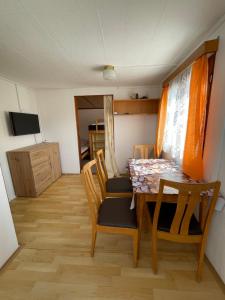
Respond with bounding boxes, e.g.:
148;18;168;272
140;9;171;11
156;85;169;158
182;55;208;180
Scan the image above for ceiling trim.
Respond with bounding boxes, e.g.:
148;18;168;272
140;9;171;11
163;38;219;87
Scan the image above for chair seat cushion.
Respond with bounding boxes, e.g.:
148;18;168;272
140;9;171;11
147;202;202;235
106;177;133;193
98;197;137;229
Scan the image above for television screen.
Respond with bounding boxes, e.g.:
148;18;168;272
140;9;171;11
9;112;40;136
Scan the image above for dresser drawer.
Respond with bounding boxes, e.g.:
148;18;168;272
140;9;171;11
30;149;50;167
7;143;61;197
33;161;53;194
50;144;62;181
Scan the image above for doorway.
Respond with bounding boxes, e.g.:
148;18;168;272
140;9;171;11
74;95;105;171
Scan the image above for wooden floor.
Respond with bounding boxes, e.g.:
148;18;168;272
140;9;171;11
0;175;224;300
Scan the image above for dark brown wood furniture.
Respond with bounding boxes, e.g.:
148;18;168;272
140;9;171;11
7;142;62;197
82;159;139;266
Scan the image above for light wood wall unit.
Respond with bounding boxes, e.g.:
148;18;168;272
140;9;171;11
113;99;159;115
7;143;61;197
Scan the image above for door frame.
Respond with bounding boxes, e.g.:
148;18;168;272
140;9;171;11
74;94;114;173
74;96;82;171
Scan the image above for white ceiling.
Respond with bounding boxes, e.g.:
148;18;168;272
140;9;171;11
0;0;225;88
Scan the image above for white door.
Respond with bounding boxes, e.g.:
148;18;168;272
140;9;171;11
0;165;18;268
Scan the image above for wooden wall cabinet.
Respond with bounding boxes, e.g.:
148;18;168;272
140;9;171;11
113;99;159;115
7;143;62;197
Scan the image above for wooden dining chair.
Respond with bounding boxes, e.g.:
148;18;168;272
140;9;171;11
96;149;133;198
146;179;220;281
133;144;156;159
82;159;139;266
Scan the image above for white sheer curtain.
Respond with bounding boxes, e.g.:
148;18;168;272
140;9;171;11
104;95;120;178
162;66;192;164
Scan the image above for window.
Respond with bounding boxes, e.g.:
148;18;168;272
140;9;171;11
162;66;192;164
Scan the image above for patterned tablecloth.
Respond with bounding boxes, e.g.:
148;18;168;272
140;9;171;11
128;159;198;194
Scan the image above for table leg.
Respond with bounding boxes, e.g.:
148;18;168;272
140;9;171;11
137;194;149;234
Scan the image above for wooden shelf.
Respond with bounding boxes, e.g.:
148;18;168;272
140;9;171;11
113;99;159;115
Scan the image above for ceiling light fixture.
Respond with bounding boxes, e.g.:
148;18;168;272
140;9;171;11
103;65;116;80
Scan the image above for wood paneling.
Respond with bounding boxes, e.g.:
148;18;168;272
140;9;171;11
7;143;62;197
76;95;104;109
113;99;159;115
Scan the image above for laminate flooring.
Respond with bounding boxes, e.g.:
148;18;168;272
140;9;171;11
0;175;224;300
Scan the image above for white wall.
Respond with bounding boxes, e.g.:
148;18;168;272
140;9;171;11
36;89;80;173
78;109;104;140
203;20;225;284
36;86;160;173
203;30;225;182
217;124;225;195
0;77;42;201
0;165;18;267
115;114;157;171
207;126;225;282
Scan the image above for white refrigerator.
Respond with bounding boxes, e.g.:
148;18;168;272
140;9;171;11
0;165;18;268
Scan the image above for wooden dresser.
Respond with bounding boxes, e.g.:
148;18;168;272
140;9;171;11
7;143;62;197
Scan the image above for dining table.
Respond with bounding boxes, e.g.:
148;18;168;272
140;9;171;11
128;158;206;230
129;158;199;197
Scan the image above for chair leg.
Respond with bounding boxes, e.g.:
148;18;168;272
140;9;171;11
196;241;206;282
91;229;97;257
151;232;158;274
133;231;139;267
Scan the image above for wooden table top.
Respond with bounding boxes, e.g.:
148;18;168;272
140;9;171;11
128;158;198;194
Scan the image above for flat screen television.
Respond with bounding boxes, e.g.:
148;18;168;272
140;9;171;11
9;112;40;136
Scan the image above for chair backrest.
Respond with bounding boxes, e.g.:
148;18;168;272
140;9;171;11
153;179;221;237
133;144;156;159
96;149;108;196
82;160;103;226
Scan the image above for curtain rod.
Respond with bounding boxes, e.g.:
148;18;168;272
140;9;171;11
163;38;219;87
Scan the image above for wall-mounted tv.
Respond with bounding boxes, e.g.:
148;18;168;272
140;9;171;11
9;112;40;136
